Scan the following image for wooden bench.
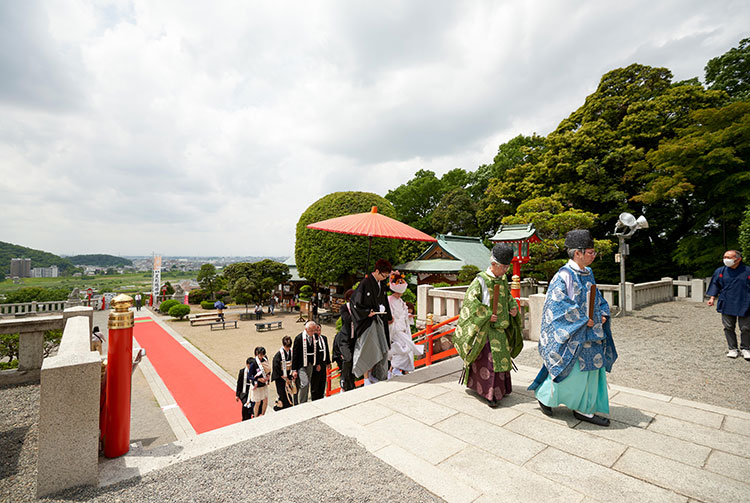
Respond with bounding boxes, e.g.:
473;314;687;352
190;312;222;326
210;320;238;331
255;321;283;332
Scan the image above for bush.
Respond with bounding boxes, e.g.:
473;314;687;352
168;304;191;320
159;299;180;314
188;289;207;304
432;282;452;288
43;329;62;357
299;285;313;301
201;300;216;310
0;333;19;363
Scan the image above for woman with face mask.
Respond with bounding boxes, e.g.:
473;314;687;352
706;250;750;360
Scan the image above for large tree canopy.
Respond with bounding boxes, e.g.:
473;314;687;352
705;38;750;101
295;192;400;285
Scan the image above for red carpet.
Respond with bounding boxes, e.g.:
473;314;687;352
134;319;240;434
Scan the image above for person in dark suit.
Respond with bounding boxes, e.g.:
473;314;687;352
292;322;318;403
235;357;254;421
311;323;331;401
332;289;356;391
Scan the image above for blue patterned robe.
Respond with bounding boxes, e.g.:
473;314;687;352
533;262;617;384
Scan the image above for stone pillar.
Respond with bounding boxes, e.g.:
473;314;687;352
527;293;546;342
18;331;44;371
677;275;690;298
63;305;94;334
417;285;432;324
691;279;705;302
37;315;101;497
625;282;635;312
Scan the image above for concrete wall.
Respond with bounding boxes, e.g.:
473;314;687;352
37;314;101;497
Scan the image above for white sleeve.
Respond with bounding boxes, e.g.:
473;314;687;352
558;269;576;300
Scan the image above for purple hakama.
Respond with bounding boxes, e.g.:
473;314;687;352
466;341;512;401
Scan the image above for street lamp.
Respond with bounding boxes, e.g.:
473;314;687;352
613;212;648;315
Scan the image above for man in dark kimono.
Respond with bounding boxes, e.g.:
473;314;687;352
332;289;356;391
272;336;296;410
310;323;331;400
351;259;393;385
292;322;318;403
234;357;254;421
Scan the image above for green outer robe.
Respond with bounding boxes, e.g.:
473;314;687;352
453;271;523;383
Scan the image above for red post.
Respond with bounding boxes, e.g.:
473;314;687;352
426;314;434;365
511;257;521;299
104;294;134;458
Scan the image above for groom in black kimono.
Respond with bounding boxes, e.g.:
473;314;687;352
351;259;393;384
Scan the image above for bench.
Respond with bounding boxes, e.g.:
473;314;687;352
255;321;283;332
318;311;338;323
190;312;222;326
210;320;238;331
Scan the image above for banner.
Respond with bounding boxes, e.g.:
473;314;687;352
152;255;162;301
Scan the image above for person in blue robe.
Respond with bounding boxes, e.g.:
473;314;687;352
528;229;617;427
706;249;750;360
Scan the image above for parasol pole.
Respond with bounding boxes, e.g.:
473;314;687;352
366;235;372;274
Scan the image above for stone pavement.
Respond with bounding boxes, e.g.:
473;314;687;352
100;352;750;503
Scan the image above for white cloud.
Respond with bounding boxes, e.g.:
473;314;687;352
1;0;748;257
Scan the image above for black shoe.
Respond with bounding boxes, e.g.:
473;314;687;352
538;400;553;417
573;410;610;426
488;399;500;408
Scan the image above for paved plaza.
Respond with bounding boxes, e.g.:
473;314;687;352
2;302;750;502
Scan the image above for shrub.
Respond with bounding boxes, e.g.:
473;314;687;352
159;299;180;314
432;282;452;288
188;289;207;304
168;304;191;320
299;285;313;301
0;333;19;363
43;329;62;357
201;300;216;310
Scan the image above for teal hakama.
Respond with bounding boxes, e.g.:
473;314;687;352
534;365;610;414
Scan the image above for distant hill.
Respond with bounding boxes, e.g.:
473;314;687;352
68;254;133;267
0;241;76;277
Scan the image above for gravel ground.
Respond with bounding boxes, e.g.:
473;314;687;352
514;299;750;412
0;383;39;503
46;419;442;503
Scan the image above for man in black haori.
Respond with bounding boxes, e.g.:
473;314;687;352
351;259;393;385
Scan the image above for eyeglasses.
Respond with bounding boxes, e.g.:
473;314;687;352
585;250;598;257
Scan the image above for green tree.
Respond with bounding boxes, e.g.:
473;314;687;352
385;170;443;234
230;277;255;313
296;192;399;285
739;203;750;260
635;101;750;274
457;264;481;285
431;187;480;236
705;38;750;101
223;260;290;307
197;264;222;300
501;197;614;280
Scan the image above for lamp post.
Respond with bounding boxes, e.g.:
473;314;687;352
613;212;648;316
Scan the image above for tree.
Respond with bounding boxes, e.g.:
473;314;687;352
431;187;480;236
739;203;750;260
197;264;222;300
501;197;614;280
223;260;290;308
296;192;400;285
705;38;750;101
457;265;481;285
636;101;750;274
385;170;443;234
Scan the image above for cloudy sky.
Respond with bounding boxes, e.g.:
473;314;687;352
2;1;748;258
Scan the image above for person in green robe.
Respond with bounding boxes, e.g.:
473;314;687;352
453;243;523;407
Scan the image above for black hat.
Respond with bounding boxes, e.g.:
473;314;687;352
565;229;594;249
491;243;514;265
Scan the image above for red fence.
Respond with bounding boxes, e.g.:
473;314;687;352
325;315;459;396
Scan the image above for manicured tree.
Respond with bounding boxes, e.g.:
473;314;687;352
739;203;750;260
168;304;191;320
197;263;223;300
296;191;399;285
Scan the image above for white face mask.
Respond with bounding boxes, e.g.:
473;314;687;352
723;258;736;267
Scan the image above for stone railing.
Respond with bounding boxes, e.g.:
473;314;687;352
418;274;711;343
37;311;100;497
0;306;93;385
0;300;70;316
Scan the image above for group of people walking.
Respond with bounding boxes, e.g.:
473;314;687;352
456;230;617;427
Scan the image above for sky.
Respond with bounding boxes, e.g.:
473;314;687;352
1;1;748;258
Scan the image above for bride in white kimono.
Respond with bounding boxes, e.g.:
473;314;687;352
387;271;423;376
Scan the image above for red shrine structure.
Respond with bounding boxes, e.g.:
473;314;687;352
490;223;541;298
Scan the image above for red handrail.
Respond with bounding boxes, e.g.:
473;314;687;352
325;314;459;396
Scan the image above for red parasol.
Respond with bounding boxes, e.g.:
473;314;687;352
306;206;436;271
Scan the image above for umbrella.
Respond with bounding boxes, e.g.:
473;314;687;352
306;206;437;272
